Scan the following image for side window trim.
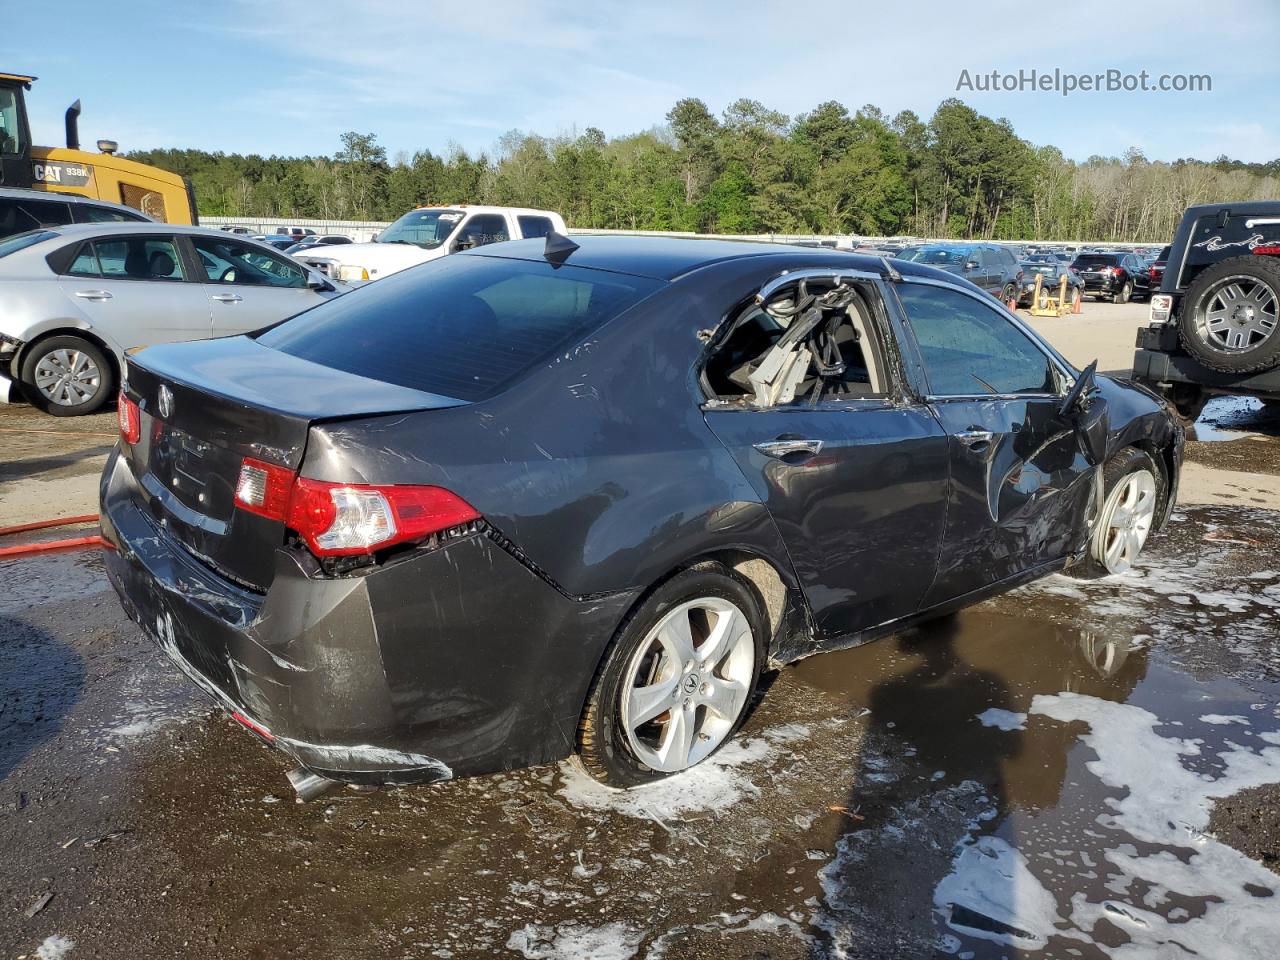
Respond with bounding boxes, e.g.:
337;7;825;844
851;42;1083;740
890;276;1073;399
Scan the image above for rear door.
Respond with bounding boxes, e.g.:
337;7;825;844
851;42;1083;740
890;279;1093;607
56;234;211;347
186;234;324;334
701;274;950;642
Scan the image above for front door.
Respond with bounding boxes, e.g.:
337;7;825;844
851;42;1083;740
186;235;323;334
701;277;950;642
891;280;1095;607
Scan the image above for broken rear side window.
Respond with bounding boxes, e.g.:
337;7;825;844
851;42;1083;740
704;277;888;407
256;256;662;402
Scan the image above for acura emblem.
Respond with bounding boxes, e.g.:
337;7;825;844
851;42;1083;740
158;385;174;419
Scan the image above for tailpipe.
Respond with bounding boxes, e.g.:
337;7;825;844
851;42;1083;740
65;99;81;150
286;766;340;803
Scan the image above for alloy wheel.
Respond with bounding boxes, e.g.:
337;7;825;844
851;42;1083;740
1196;274;1279;352
619;597;755;773
1095;470;1157;574
34;348;102;406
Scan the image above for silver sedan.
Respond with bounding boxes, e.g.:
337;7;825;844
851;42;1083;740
0;223;345;415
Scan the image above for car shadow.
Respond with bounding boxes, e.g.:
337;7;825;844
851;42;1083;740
0;614;86;781
809;612;1021;957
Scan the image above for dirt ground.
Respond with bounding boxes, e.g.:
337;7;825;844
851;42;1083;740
2;298;1279;959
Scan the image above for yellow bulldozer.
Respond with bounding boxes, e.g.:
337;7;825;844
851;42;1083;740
0;71;196;225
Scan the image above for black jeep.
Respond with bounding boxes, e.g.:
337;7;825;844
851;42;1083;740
1132;201;1280;423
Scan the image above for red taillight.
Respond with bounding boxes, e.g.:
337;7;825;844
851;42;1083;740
286;477;480;556
234;457;295;520
1251;245;1280;255
231;456;480;557
1110;266;1125;276
117;391;140;445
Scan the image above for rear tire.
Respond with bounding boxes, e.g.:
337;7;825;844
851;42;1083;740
1068;448;1164;579
1113;281;1132;305
20;335;115;416
575;562;766;787
1178;255;1280;373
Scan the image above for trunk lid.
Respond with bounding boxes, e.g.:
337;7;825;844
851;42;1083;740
122;336;463;591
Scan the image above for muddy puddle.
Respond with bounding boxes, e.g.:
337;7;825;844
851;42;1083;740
3;506;1279;959
1190;395;1280;443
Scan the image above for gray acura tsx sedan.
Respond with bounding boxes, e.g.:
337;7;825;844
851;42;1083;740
100;233;1182;799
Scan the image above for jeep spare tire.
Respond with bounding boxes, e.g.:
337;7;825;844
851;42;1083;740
1178;255;1280;373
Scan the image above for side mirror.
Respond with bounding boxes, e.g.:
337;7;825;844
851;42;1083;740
307;275;334;292
965;260;980;271
454;237;475;251
1059;360;1108;466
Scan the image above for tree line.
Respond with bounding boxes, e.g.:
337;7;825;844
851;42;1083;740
128;97;1280;243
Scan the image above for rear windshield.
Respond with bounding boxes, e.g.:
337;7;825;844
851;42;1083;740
256;254;662;401
0;229;56;258
1073;254;1120;267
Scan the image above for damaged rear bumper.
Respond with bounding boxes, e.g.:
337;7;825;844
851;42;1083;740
99;449;632;785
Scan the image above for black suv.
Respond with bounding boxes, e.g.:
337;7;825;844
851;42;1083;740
0;186;151;241
1071;252;1150;303
1133;201;1280;422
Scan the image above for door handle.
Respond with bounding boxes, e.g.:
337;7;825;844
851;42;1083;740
753;438;823;459
956;429;994;449
74;290;113;301
211;293;243;303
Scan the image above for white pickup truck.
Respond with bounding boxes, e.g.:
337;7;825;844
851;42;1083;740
297;205;567;283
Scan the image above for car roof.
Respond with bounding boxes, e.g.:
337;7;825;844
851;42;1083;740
467;234;965;284
24;222;278;241
413;204;561;218
0;186;154;219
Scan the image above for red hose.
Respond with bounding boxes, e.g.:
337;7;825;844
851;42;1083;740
0;514;100;538
0;514;106;557
0;534;106;557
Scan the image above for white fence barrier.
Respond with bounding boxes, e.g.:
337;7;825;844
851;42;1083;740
198;215;1163;251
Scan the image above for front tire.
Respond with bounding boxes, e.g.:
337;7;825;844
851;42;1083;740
575;562;766;787
1069;448;1163;579
20;335;115;416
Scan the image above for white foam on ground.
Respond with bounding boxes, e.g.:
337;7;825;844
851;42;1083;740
977;708;1027;731
1200;714;1249;726
36;935;75;960
557;724;806;819
1031;692;1280;959
505;921;642;960
933;835;1067;951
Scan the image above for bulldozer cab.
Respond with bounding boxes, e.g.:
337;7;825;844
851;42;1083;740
0;73;36;188
0;71;196;225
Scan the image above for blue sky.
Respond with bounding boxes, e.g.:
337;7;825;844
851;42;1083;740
7;0;1279;164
